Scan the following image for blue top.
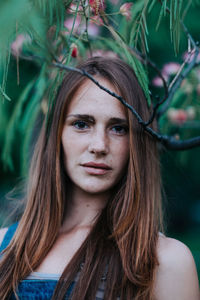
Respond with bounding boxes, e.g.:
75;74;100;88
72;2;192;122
0;224;74;299
0;223;18;253
0;223;105;300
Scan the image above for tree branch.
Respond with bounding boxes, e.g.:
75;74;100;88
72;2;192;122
157;23;200;118
161;135;200;151
52;61;200;151
17;44;200;151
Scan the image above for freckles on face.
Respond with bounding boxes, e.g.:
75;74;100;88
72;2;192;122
61;78;130;195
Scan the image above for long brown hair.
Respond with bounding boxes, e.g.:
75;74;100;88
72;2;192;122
0;57;163;299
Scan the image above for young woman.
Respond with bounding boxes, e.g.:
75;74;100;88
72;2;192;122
0;57;199;300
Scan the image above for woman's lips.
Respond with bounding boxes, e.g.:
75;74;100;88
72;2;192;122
81;162;112;175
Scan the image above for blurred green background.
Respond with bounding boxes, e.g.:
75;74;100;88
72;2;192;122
0;0;200;279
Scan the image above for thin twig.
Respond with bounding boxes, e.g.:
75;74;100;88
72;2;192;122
127;46;169;125
81;0;92;57
168;51;193;91
157;0;170;14
16;22;20;85
157;23;200;118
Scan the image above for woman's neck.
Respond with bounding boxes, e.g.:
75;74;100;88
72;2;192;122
60;186;109;233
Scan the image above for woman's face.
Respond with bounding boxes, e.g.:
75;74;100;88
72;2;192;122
61;78;129;195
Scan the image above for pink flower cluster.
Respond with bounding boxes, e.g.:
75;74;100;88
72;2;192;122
64;15;100;37
70;43;78;58
183;51;200;64
167;107;196;125
89;49;118;58
11;34;31;56
89;0;105;15
67;3;83;13
88;0;133;20
64;0;106;38
152;62;181;87
119;3;133;20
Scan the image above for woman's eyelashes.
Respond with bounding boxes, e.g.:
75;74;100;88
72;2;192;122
111;125;129;135
71;119;128;135
72;120;89;130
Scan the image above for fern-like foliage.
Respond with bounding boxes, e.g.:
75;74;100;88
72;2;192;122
35;0;71;34
128;0;184;55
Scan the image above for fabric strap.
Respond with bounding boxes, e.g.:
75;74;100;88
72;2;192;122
0;222;18;253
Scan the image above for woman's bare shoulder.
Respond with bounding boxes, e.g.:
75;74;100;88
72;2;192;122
0;227;8;246
154;235;200;300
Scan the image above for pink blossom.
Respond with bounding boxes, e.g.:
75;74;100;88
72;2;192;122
89;49;118;58
119;3;133;20
87;22;100;37
162;62;180;76
152;75;167;87
67;3;83;13
57;54;67;64
183;51;200;63
152;63;181;87
11;34;27;56
70;43;78;58
90;15;104;26
64;16;99;37
167;108;188;125
64;16;81;33
152;77;163;87
89;0;105;15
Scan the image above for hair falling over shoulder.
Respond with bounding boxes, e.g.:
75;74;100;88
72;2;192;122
0;57;163;300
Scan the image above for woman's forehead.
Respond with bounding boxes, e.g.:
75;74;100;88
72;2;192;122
66;78;127;118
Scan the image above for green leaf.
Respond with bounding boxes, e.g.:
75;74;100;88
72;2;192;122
1;64;47;172
148;0;157;13
129;0;149;52
0;86;11;102
163;0;167;16
108;27;151;106
20;74;47;173
34;0;67;32
1;80;35;171
156;2;165;31
182;0;192;20
0;49;11;104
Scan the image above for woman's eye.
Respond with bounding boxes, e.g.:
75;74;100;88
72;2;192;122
73;120;89;130
111;125;128;135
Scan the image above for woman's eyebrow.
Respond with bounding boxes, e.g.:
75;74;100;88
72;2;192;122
67;115;128;124
66;114;94;122
108;117;128;124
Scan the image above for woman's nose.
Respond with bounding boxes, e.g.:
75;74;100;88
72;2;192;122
88;128;109;155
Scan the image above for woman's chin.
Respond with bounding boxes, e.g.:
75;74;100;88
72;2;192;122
72;183;113;196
